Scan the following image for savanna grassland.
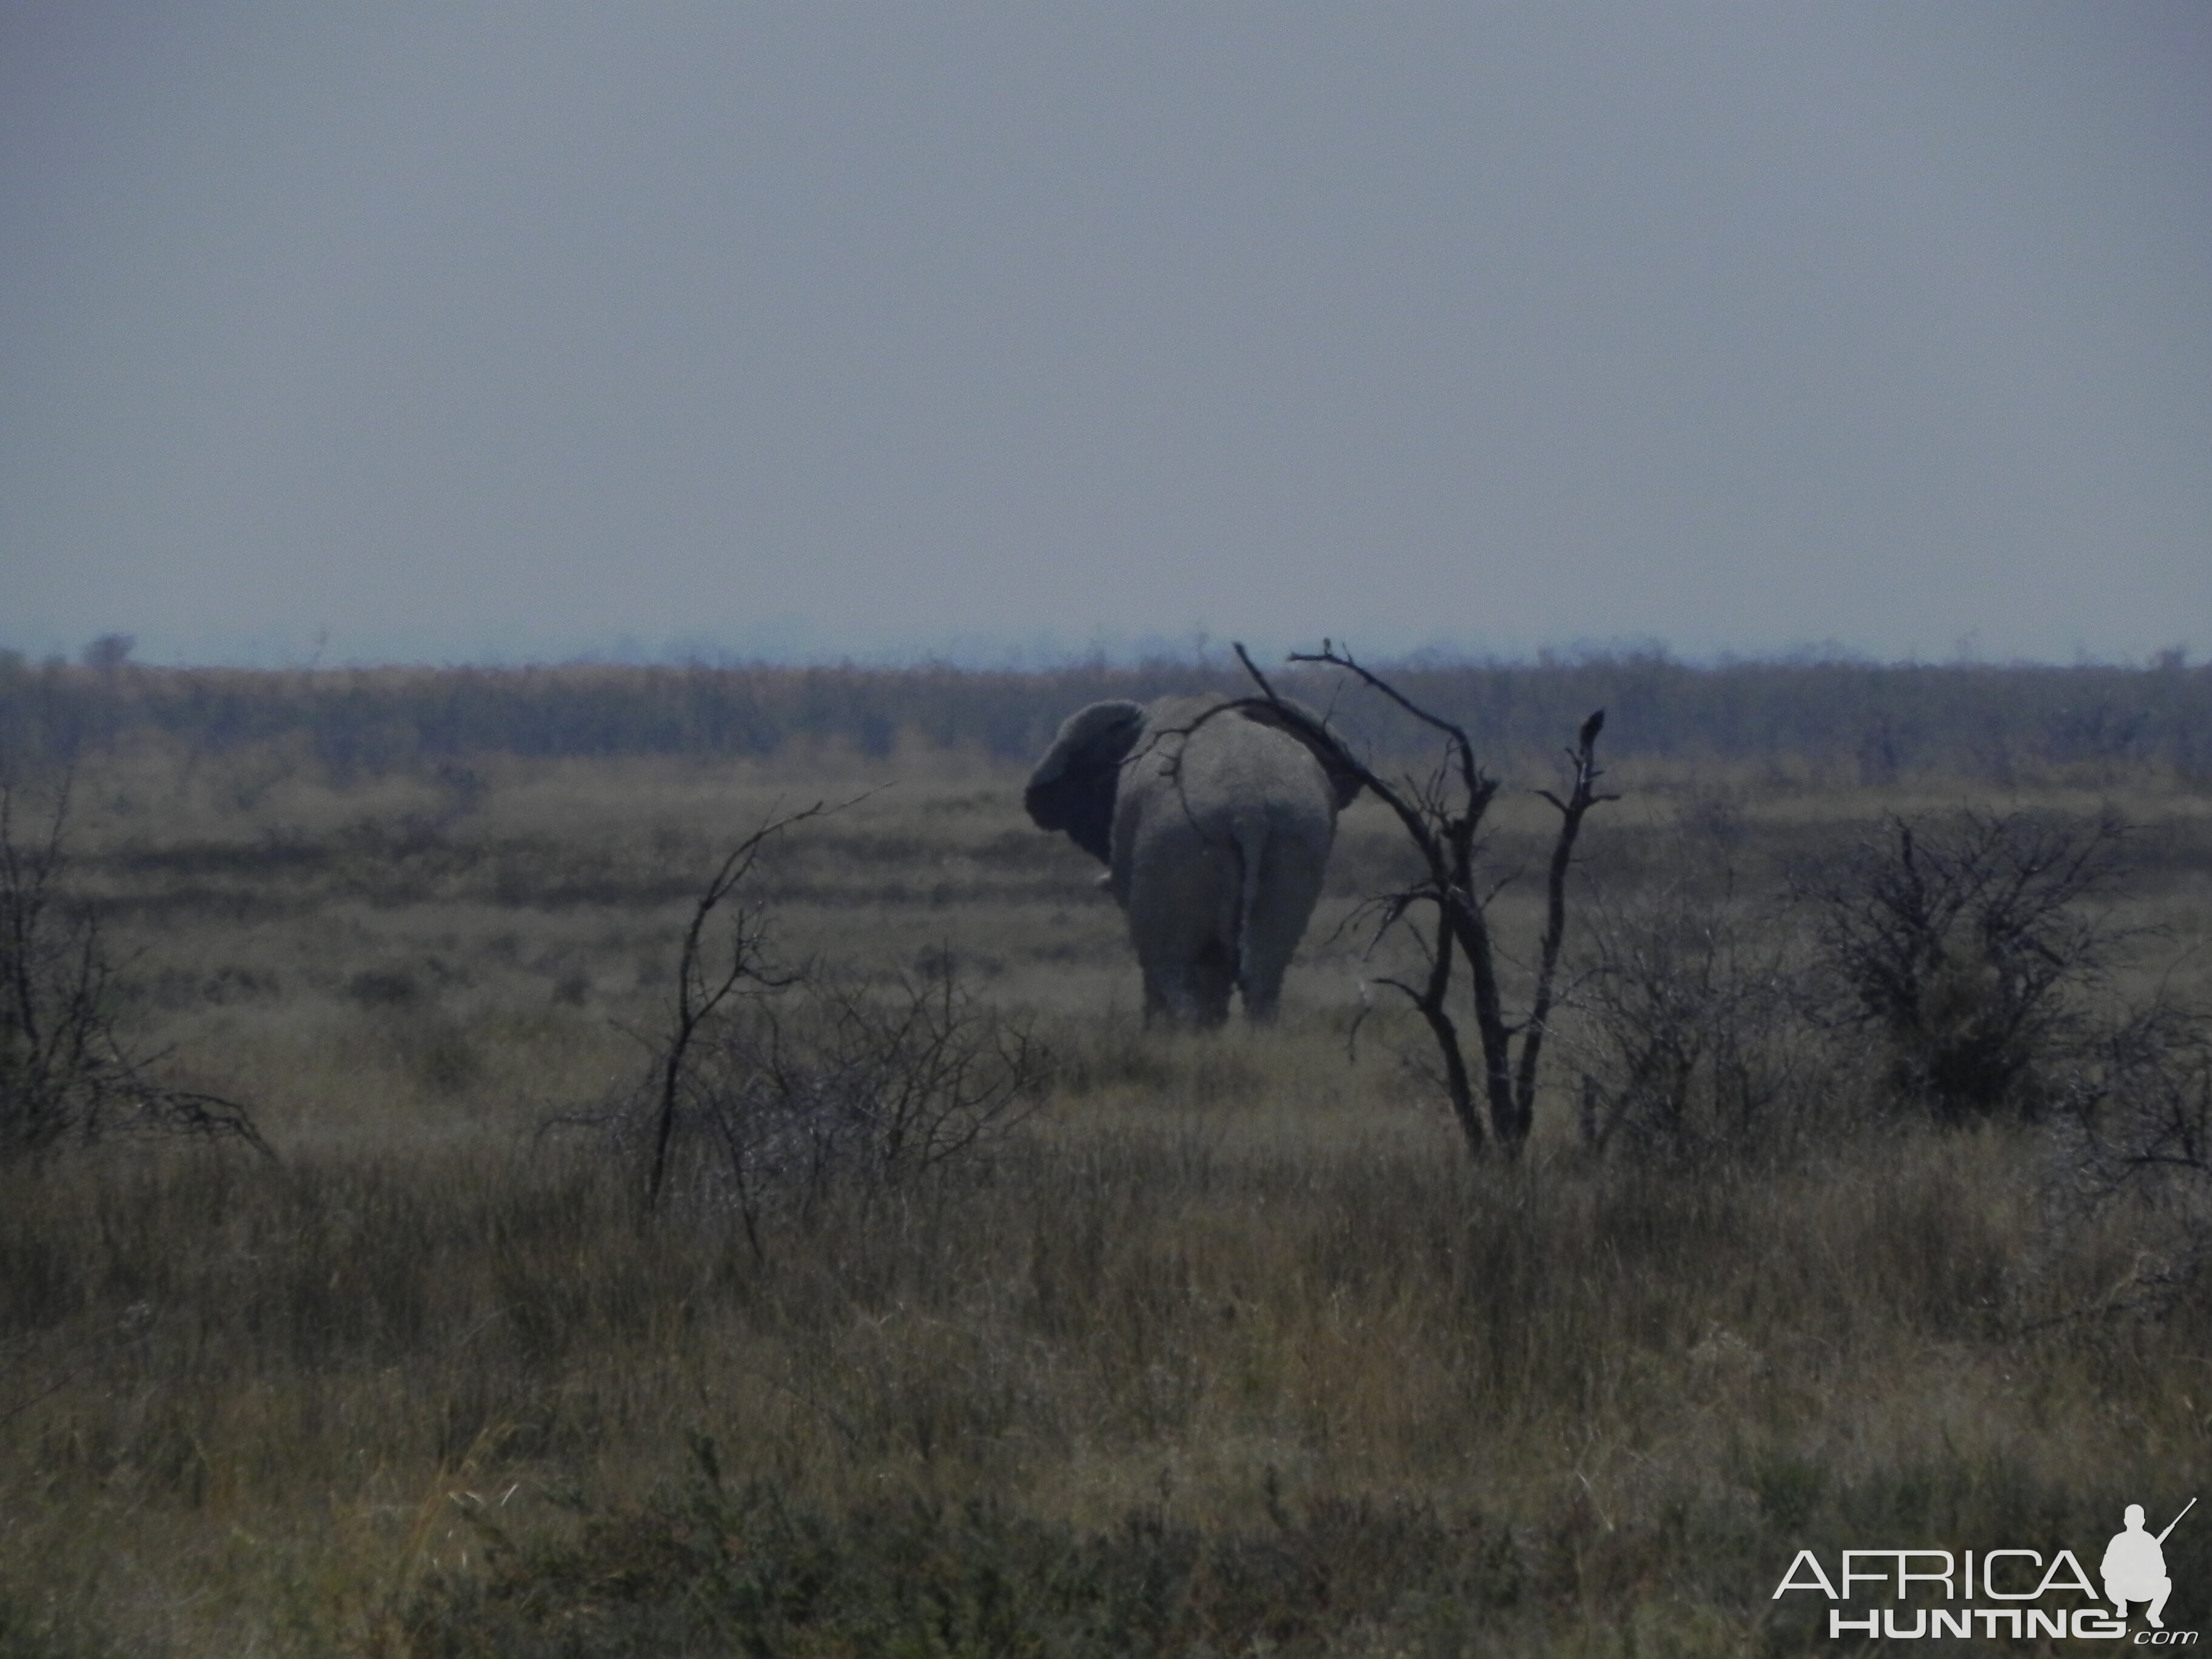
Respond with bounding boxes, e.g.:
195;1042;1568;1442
5;657;2212;1657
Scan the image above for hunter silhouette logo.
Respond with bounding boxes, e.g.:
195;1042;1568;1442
2107;1499;2193;1630
1773;1496;2200;1641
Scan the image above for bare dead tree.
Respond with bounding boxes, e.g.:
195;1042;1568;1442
1232;643;1614;1157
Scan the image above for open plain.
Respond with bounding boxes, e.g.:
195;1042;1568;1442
5;660;2212;1655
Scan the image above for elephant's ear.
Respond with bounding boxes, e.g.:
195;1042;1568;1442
1239;700;1365;809
1025;700;1147;864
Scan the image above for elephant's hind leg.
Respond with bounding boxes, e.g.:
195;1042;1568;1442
1186;940;1236;1027
1127;830;1239;1028
1141;943;1235;1028
1237;830;1331;1022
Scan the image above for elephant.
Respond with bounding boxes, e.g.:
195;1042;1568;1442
1024;694;1362;1026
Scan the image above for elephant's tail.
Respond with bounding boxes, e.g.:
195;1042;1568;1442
1231;819;1269;992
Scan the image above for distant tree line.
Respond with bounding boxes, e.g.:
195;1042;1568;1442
1;650;2209;785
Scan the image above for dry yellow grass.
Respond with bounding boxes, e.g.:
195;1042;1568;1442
1;733;2210;1654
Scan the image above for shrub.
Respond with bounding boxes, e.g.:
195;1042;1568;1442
1574;876;1818;1159
632;804;1048;1248
1796;811;2126;1120
2055;1002;2212;1296
0;777;264;1158
645;965;1049;1246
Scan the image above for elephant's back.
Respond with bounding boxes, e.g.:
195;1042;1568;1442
1176;704;1338;823
1110;695;1338;875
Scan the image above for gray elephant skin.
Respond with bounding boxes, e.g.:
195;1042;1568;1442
1024;695;1362;1026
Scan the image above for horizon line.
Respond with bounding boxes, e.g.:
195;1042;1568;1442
3;634;2200;678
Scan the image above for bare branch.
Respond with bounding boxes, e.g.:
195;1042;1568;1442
650;796;852;1205
1511;711;1615;1136
643;793;1045;1220
0;773;268;1159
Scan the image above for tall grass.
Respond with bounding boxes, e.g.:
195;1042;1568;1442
1;1095;2205;1654
1;703;2210;1653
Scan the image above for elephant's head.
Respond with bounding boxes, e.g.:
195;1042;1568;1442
1025;696;1362;867
1024;700;1147;864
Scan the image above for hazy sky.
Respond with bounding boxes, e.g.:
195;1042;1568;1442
4;4;2208;667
